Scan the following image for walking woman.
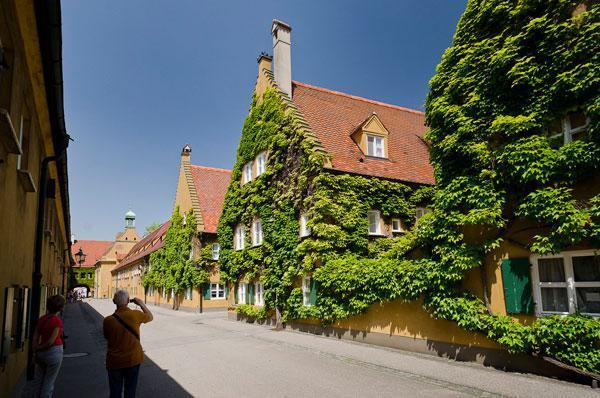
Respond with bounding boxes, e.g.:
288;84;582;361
28;295;66;397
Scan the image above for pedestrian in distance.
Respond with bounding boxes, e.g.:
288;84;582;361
103;290;153;398
22;294;66;398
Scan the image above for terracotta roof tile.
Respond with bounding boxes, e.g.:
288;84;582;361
71;240;113;268
292;81;434;185
189;165;231;233
112;221;170;272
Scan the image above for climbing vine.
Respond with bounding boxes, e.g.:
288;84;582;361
144;207;209;309
220;0;600;375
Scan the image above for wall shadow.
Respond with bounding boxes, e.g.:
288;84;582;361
52;302;193;398
284;299;593;386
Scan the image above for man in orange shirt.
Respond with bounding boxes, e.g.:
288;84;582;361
103;290;153;398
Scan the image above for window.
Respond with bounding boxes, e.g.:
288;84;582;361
300;212;311;237
302;276;312;306
211;283;225;299
234;224;245;251
242;162;253;184
367;210;381;235
415;207;432;220
184;286;193;300
547;110;590;146
252;218;263;246
531;252;600;315
391;218;404;233
366;135;385;158
255;152;266;177
255;283;264;306
212;243;220;260
237;283;247;304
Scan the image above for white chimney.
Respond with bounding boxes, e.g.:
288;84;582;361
271;19;292;98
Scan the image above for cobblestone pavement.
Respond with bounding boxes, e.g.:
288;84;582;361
48;299;599;398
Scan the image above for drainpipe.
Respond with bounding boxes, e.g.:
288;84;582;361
27;153;61;380
61;247;70;295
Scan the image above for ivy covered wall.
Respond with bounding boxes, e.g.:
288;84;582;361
220;0;600;374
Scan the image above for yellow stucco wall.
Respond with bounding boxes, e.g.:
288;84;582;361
0;1;70;395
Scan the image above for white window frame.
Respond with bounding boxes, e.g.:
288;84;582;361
391;218;404;233
252;218;263;246
238;283;247;304
242;162;253;184
234;224;245;251
366;134;385;158
415;207;432;220
254;283;264;306
367;210;381;235
302;276;312;306
211;283;225;299
548;111;590;145
530;250;600;317
300;212;311;237
212;243;220;260
255;152;267;177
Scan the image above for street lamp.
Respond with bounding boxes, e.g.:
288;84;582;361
74;247;86;267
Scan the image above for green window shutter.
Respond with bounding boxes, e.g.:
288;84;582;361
248;284;255;305
203;283;211;300
309;278;317;306
225;284;229;300
234;283;238;304
501;258;534;314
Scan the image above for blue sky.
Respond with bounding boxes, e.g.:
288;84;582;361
63;1;466;240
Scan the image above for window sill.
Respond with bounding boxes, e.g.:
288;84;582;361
0;108;21;155
364;155;390;161
18;169;36;193
368;233;387;237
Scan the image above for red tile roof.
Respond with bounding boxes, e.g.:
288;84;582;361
190;165;231;233
71;240;113;268
112;221;170;272
292;81;435;185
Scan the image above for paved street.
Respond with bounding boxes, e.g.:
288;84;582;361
50;299;598;398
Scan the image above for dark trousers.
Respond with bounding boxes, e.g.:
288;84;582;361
108;364;140;398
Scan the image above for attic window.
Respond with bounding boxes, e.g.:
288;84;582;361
366;135;385;158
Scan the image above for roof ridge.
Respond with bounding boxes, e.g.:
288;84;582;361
73;239;113;243
292;81;425;115
190;164;232;174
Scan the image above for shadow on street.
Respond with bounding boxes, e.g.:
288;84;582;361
53;302;192;397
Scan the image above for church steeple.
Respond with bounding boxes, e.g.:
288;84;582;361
125;209;136;229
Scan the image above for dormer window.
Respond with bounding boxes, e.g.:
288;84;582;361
547;110;589;146
366;135;385;158
351;114;389;159
256;152;267;177
242;162;253;184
